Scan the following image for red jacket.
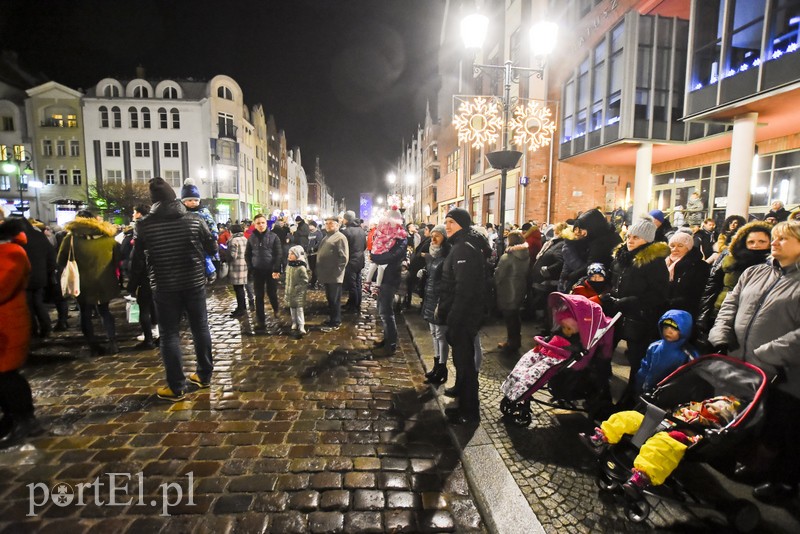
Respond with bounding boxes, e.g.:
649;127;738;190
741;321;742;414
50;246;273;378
0;228;31;372
524;226;543;260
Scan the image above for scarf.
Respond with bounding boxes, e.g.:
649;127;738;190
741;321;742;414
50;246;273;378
665;252;686;282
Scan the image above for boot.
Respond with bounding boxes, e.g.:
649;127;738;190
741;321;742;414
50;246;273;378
425;361;440;379
107;340;120;355
426;363;448;385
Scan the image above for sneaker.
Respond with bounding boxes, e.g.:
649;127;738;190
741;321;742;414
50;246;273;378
291;323;298;331
321;324;341;332
152;326;159;338
188;373;210;389
156;386;185;402
623;469;651;499
578;428;608;456
298;327;307;336
136;333;146;342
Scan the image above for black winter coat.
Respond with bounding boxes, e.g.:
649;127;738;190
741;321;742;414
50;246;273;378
666;247;710;320
605;241;670;343
131;200;217;292
293;221;310;251
421;247;447;324
340;223;366;270
246;230;282;273
21;220;56;291
530;238;565;288
562;209;621;289
438;229;485;332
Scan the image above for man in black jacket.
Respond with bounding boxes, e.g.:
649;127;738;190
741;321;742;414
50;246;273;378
293;216;310;252
340;211;366;312
130;178;217;402
246;214;283;330
307;220;323;287
271;217;291;273
438;208;485;425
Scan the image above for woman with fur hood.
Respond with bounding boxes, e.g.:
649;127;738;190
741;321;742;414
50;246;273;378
494;231;530;354
600;217;670;405
696;221;773;342
57;210;121;356
0;210;42;447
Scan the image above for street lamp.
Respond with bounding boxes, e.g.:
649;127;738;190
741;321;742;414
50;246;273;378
2;156;34;216
460;12;557;238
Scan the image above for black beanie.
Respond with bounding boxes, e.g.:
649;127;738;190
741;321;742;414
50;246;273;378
445;207;472;231
295;215;303;223
149;177;176;203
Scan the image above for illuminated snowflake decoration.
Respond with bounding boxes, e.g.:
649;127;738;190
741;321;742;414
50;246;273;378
509;101;556;152
452;97;503;149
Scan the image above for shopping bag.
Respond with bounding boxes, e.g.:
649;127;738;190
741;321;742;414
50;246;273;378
218;261;229;280
60;236;81;297
126;300;140;323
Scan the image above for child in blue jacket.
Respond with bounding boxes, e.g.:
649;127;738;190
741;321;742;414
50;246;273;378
635;310;699;394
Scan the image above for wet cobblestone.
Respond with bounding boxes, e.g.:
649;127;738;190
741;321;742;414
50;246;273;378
0;286;485;533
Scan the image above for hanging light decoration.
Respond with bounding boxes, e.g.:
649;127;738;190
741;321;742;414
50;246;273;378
509;100;556;151
452;96;503;149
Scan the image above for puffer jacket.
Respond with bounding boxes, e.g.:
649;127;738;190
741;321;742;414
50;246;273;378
605;241;670;343
246;230;282;273
666;247;710;320
341;222;367;270
438;228;486;332
635;310;698;392
284;261;310;308
494;243;530;311
58;217;120;304
0;218;31;373
227;233;248;286
709;258;800;398
130;200;217;293
422;246;448;325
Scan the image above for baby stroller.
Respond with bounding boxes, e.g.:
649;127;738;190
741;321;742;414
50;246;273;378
591;355;767;532
500;292;620;426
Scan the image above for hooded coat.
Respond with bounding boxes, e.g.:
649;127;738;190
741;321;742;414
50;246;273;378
422;242;448;325
494;243;530;311
696;221;773;337
0;218;31;373
635;310;698;392
57;217;120;304
284;245;310;308
606;241;670;343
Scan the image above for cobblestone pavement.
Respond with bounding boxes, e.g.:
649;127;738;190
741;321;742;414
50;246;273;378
0;286;485;533
404;308;800;534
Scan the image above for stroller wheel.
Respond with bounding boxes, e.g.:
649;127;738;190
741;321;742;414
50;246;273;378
595;473;619;492
500;397;514;415
624;498;650;523
510;410;532;427
725;499;761;533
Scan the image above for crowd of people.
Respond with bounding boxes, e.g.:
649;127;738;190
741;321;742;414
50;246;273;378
1;178;799;504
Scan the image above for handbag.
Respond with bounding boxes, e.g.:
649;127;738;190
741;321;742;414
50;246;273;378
60;236;81;298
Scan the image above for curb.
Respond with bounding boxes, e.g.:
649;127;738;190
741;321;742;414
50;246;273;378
402;314;545;534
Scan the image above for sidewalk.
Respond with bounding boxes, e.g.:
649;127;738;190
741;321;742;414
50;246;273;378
401;305;800;533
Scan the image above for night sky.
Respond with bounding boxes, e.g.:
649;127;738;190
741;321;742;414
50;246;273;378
1;0;444;209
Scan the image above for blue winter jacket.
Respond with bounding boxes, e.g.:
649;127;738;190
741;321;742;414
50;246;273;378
635;309;699;393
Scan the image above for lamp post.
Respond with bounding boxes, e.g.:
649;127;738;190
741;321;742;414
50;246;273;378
2;156;35;216
29;180;43;219
460;13;557;239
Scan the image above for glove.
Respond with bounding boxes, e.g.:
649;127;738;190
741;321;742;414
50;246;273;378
416;269;427;280
540;265;549;277
599;294;619;314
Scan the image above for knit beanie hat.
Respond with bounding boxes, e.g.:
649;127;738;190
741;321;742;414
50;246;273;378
288;245;308;266
648;209;666;224
431;224;446;237
669;230;694;249
343;210;356;223
181;178;201;200
446;207;472;231
149;177;177;203
627;218;657;243
586;262;606;278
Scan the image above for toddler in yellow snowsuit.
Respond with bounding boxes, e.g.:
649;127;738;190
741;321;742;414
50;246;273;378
581;396;741;496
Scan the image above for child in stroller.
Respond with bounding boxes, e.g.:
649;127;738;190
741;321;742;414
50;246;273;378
499;292;619;426
580;395;741;497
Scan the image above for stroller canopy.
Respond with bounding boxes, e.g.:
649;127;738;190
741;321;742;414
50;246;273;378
546;292;616;362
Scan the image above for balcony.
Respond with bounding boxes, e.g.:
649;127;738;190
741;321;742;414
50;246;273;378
218;124;238;140
41;119;78;128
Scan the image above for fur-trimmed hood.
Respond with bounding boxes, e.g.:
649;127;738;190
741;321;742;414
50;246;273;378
727;221;773;258
614;240;670;267
65;217;117;238
505;242;529;259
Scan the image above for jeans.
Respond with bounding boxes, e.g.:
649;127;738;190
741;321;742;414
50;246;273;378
253;269;279;325
324;283;342;325
344;265;363;308
77;300;115;342
377;284;398;346
429;323;449;364
27;288;51;335
447;325;480;419
290;307;305;329
154;285;214;394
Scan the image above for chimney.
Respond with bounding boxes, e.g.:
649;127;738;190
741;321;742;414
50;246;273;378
135;64;146;79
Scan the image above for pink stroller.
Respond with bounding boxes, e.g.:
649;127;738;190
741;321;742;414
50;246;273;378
500;292;620;426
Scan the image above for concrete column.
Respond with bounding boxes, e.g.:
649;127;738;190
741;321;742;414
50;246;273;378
632;142;653;220
726;112;757;219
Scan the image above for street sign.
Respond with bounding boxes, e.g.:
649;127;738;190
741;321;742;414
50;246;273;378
520;176;530;187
